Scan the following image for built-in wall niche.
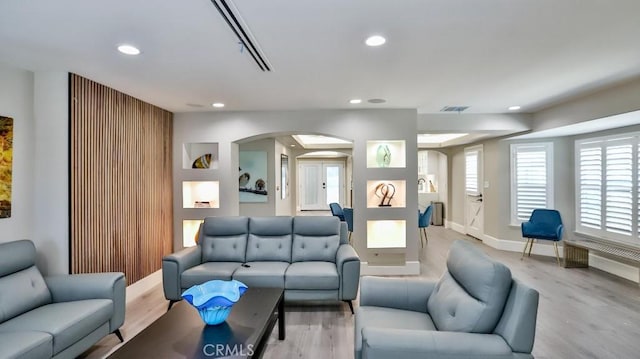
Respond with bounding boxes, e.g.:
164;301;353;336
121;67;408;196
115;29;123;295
367;220;406;248
183;220;202;247
366;180;406;208
366;140;406;168
182;142;219;169
182;181;219;208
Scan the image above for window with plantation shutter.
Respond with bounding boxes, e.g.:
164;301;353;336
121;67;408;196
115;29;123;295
510;143;554;224
465;150;479;195
576;135;639;246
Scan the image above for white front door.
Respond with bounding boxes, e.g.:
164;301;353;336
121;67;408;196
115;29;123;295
464;145;484;239
299;161;344;210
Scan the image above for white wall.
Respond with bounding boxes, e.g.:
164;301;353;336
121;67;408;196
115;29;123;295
0;64;35;244
0;65;68;275
173;109;419;273
33;71;69;275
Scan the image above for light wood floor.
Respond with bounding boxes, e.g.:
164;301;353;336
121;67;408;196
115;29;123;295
81;226;640;358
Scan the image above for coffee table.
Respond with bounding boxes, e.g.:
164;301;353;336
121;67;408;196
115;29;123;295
108;288;284;358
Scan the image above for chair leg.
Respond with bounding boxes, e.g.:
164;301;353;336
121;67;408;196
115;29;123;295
113;329;124;343
343;300;354;314
528;239;534;257
348;231;352;243
553;242;561;266
521;238;531;259
167;300;179;311
419;229;424;248
422;228;428;243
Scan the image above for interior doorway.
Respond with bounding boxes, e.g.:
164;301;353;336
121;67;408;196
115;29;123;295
299;160;345;210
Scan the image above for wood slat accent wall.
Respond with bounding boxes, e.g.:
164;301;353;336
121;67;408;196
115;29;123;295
70;74;173;285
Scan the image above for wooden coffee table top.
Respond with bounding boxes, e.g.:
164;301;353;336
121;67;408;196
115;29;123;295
108;287;284;359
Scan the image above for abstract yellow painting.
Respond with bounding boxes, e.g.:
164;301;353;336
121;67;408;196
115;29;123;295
0;116;13;218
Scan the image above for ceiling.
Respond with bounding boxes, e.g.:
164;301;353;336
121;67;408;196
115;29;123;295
1;0;640;115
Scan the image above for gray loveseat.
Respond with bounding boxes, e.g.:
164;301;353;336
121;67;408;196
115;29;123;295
355;240;539;359
0;240;126;359
163;216;360;312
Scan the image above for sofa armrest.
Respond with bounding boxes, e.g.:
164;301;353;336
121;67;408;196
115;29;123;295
359;276;435;313
336;244;360;300
361;328;514;359
162;246;202;301
45;272;125;332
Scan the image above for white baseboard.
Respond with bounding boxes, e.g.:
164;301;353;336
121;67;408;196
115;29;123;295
482;234;562;257
360;261;420;275
447;221;465;234
589;254;639;283
126;269;162;304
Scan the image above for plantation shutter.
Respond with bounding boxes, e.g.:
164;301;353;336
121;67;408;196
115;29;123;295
513;145;549;221
604;140;633;236
578;145;602;229
465;150;479;195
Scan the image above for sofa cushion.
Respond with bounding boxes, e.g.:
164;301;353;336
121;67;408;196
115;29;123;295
0;299;112;354
182;262;243;288
427;240;512;333
292;217;340;262
0;331;53;359
232;261;289;288
0;266;52;323
246;217;293;262
201;217;249;263
285;262;339;290
355;306;436;357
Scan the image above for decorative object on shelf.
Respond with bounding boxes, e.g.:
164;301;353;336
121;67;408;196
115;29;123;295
182;279;248;325
375;144;391;167
281;154;289;200
194;201;212;208
418;177;426;192
239;151;268;202
429;180;437;193
192;153;213;169
0;116;13;219
375;182;396;207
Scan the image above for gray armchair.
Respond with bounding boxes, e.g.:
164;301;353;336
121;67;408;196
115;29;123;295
355;240;539;359
0;240;125;359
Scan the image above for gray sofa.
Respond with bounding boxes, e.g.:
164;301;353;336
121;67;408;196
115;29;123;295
0;240;125;359
355;240;539;359
163;216;360;312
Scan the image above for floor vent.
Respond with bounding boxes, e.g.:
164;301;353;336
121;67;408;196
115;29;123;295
210;0;272;72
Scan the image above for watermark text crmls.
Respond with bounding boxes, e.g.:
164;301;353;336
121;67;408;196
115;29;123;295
202;344;255;357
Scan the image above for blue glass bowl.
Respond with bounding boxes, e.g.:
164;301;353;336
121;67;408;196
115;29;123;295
182;280;248;325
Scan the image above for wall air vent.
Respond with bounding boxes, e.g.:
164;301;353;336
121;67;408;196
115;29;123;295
210;0;272;72
440;106;469;112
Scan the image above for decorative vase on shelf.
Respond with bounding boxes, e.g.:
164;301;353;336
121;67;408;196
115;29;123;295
376;144;391;167
429;180;437;193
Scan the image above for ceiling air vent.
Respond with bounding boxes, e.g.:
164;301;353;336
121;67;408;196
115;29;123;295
440;106;469;112
210;0;272;71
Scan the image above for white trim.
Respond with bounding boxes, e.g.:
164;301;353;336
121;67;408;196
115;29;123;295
447;221;465;234
482;234;561;257
125;270;162;304
360;261;420;275
589;254;640;283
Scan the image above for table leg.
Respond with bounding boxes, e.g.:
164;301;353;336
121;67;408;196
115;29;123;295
278;293;285;340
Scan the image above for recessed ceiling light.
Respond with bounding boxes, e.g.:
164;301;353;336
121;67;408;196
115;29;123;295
508;106;521;111
365;35;386;47
349;99;362;104
117;44;140;55
290;144;296;147
368;98;386;104
212;103;225;108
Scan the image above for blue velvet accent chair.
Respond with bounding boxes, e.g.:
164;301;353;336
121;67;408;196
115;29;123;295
418;205;433;247
521;209;564;265
343;207;354;243
355;240;539;359
329;202;345;221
